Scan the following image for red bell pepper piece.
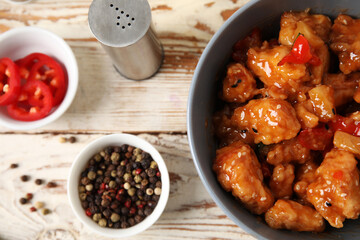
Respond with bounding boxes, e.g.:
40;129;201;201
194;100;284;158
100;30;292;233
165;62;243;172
278;34;321;66
298;125;333;151
328;115;360;137
0;58;21;106
7;80;54;121
28;58;67;106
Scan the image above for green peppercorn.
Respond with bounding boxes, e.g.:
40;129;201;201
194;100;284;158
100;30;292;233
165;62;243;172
120;160;127;166
41;208;51;215
111;152;120;162
135;154;142;162
128;188;136;196
78;186;86;193
124;182;131;190
123;173;131;181
111;170;117;178
87;171;96;180
110;213;120;223
109;180;116;189
134;175;142;183
98;218;107;227
93;213;102;222
85;184;93;191
79;193;87;201
94;154;102;162
150;161;157;169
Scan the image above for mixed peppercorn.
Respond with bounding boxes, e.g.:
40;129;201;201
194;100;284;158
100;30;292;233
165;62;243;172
79;145;162;228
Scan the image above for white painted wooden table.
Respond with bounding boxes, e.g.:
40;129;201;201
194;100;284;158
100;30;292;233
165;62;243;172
0;0;255;239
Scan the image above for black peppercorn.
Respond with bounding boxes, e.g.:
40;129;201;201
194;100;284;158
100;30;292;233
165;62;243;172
20;175;29;182
103;208;112;219
10;163;18;169
35;179;43;185
144;206;152;216
19;197;27;204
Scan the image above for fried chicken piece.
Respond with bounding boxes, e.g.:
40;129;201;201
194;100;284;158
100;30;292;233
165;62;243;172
279;10;331;49
294;161;319;204
213;141;274;214
307;149;360;228
308;85;335;122
330;14;360;74
294;101;319;129
231;98;301;145
265;199;325;232
309;44;330;85
323;72;360;107
247;43;309;95
266;137;312;165
213;108;254;147
221;63;258;103
269;164;295;199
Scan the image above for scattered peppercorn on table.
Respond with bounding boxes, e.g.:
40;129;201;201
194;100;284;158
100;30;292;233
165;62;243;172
0;0;255;240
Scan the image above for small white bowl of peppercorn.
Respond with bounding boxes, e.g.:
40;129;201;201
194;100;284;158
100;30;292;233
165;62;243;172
67;134;170;238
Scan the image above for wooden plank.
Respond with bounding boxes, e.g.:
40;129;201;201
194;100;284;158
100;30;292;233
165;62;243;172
0;133;255;240
0;0;250;133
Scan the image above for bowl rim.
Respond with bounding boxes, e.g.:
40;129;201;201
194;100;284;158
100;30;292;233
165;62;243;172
187;0;267;239
0;26;79;130
67;133;170;238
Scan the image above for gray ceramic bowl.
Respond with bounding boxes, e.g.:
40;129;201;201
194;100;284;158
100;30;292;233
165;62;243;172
187;0;360;239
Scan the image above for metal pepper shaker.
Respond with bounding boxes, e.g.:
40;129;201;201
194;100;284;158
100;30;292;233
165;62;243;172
88;0;163;80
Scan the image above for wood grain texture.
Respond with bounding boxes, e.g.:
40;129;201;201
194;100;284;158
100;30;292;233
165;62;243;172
0;133;255;240
0;0;250;133
0;1;258;240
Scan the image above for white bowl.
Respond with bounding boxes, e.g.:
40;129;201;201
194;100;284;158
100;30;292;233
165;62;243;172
0;27;78;130
68;134;170;238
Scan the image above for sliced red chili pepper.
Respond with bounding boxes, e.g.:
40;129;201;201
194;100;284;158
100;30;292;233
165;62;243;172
7;80;54;121
0;58;21;106
15;53;55;80
278;34;321;66
328;115;360;137
28;58;66;106
298;125;333;151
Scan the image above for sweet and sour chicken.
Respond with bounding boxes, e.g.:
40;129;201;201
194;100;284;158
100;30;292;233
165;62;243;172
213;10;360;232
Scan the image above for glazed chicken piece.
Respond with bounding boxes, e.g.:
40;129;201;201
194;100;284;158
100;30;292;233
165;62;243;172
308;85;335;122
231;98;301;145
247;42;309;96
330;14;360;74
323;72;360;107
294;101;319;129
308;44;330;85
222;63;258;103
266;137;312;165
213;108;254;147
279;10;331;49
265;199;325;232
294;161;319;204
307;149;360;228
269;164;295;199
213;140;274;215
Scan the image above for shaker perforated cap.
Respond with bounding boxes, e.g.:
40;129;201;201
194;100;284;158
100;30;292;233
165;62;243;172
88;0;163;80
